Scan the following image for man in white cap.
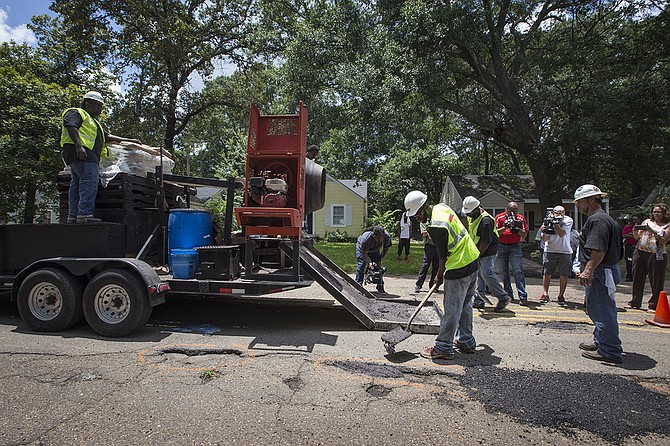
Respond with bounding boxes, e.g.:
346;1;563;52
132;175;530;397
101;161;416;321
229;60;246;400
60;91;141;223
539;205;574;305
573;184;623;363
461;196;510;312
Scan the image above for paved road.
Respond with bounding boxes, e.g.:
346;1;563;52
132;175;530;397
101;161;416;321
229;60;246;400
1;272;669;446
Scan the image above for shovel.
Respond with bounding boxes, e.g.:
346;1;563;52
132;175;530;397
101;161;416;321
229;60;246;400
381;283;439;354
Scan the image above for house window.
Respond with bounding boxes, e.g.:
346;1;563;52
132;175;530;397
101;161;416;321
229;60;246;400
331;205;346;227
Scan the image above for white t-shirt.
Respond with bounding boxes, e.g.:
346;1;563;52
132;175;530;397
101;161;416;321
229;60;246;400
545;216;574;254
399;213;411;239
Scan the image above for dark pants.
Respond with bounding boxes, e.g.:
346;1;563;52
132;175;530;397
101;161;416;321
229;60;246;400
624;243;636;280
397;238;410;257
630;249;667;309
416;244;439;289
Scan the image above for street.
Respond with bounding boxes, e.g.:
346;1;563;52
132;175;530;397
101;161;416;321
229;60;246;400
0;274;669;445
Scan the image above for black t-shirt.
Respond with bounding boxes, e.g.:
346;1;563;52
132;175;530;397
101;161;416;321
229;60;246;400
578;210;622;266
62;109;104;164
477;215;499;258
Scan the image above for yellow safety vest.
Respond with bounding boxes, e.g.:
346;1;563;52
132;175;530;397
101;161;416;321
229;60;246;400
429;204;480;271
60;108;108;157
467;211;498;246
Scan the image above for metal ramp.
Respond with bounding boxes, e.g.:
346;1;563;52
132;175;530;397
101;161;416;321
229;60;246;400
282;242;443;334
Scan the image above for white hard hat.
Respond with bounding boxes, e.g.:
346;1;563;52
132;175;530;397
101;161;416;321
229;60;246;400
573;184;607;202
83;91;104;104
461;196;480;214
404;190;428;217
553;205;565;214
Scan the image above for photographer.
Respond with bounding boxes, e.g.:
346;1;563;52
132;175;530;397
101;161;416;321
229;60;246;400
495;202;529;305
355;226;392;293
540;206;574;305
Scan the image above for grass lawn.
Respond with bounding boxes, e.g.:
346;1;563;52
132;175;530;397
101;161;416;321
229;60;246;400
314;241;425;276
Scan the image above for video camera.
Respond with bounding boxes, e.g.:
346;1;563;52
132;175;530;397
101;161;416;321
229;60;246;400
504;211;524;233
542;208;563;235
365;262;387;286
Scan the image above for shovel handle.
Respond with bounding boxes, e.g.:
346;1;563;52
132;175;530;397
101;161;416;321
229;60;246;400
405;283;439;329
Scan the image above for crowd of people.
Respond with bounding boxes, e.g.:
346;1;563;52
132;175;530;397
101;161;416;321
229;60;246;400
354;186;668;365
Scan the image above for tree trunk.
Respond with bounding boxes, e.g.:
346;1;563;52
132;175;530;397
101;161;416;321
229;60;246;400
23;183;37;224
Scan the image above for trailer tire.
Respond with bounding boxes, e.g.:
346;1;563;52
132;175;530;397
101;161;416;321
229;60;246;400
83;269;152;337
17;268;84;332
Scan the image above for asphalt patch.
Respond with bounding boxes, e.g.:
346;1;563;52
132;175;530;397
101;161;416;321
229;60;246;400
460;367;670;444
330;360;404;379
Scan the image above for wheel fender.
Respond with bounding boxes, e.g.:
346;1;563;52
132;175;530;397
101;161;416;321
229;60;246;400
12;258;166;306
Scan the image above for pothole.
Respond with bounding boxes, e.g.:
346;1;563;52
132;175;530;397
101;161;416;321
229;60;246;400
160;347;243;357
366;384;392;397
283;376;305;391
329;360;404;378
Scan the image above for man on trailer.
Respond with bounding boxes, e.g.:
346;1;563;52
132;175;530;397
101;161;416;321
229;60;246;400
60;91;142;224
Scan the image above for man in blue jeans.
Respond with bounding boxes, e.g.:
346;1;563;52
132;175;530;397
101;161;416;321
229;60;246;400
574;184;623;363
494;202;529;305
61;91;141;223
462;196;511;312
355;226;392;293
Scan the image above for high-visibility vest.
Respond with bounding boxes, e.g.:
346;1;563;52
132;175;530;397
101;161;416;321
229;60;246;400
429;204;479;271
60;108;108;157
467;211;498;246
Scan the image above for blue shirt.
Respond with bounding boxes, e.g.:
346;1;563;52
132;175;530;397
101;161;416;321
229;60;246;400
356;230;392;258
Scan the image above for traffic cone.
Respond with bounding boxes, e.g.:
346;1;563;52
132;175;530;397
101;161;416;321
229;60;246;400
645;290;670;328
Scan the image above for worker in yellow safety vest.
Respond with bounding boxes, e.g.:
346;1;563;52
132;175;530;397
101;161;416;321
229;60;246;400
462;196;511;312
403;190;480;361
60;91;141;224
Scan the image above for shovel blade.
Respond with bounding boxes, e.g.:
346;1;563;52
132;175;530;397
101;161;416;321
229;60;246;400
381;326;413;347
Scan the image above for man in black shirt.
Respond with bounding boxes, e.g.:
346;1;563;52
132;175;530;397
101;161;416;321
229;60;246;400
60;91;141;223
574;184;623;363
462;196;511;312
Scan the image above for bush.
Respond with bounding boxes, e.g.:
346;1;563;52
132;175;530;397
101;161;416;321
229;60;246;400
323;229;355;243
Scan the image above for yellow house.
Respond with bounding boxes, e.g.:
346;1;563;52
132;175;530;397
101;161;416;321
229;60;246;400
308;176;368;238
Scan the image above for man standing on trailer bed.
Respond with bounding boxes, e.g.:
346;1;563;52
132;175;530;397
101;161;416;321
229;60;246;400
60;91;142;224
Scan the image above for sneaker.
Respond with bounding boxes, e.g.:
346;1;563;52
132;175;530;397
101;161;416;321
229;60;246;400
494;297;510;312
518;299;528;306
624;303;640;310
76;215;102;224
376;285;386;294
66;216;76;224
414;286;421;293
420;347;454;360
579;342;598;351
557;296;566;305
581;350;622;364
454;341;476;354
540;293;550;303
473;301;486;309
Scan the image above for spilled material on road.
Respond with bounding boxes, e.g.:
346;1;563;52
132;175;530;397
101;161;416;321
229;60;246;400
460;367;670;443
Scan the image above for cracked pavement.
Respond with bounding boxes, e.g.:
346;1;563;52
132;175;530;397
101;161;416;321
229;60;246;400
1;275;669;445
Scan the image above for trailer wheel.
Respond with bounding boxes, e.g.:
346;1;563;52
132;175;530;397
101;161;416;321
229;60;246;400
17;268;84;332
83;269;152;337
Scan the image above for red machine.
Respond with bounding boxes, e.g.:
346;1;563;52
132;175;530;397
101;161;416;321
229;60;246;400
235;102;308;239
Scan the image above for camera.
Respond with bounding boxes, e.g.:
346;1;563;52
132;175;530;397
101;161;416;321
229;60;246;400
504;211;523;233
542;208;562;235
365;263;386;285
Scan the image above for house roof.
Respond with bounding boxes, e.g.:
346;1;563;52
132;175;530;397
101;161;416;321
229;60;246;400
328;175;367;200
449;175;538;202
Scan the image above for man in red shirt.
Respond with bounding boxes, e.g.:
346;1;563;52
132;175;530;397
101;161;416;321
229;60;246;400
495;202;529;305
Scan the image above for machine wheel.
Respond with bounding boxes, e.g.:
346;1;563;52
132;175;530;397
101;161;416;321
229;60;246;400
82;269;152;337
17;268;84;332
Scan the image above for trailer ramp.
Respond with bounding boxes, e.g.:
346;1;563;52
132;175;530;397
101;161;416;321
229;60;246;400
283;242;442;334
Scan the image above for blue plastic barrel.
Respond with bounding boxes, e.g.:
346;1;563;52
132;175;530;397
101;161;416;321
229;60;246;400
168;209;213;272
171;248;198;279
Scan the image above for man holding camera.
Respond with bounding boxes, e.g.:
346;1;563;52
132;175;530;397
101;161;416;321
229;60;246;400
495;202;529;305
540;205;574;305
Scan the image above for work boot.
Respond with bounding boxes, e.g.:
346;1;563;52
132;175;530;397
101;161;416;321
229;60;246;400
413;286;421;293
494;297;511;312
76;215;102;224
376;284;386;294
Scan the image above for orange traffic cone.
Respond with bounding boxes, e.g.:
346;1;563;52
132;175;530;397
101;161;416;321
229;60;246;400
645;290;670;328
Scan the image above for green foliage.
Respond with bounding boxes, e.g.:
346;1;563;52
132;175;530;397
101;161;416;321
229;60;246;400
366;208;400;236
0;42;75;222
314;241;424;275
323;230;355;243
